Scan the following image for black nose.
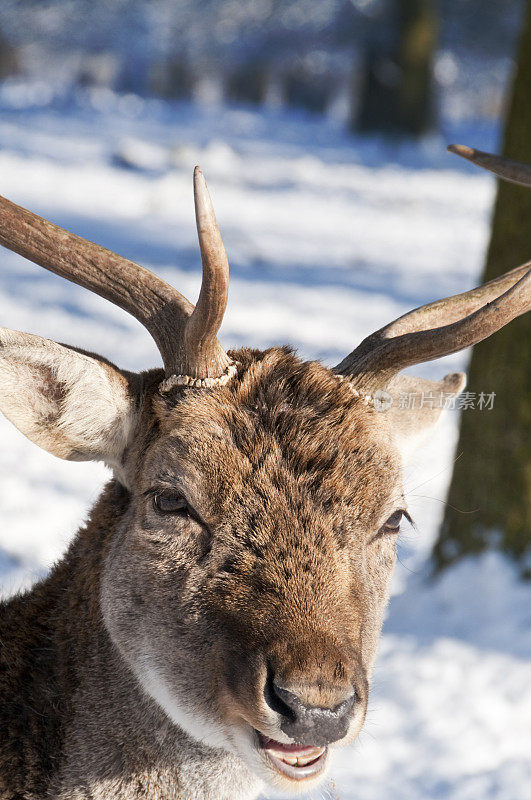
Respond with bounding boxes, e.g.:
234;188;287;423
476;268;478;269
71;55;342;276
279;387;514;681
268;680;357;746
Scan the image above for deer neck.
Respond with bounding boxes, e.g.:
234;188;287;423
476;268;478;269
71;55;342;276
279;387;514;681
0;480;261;800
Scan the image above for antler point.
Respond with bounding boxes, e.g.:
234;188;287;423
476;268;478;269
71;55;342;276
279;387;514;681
447;143;474;159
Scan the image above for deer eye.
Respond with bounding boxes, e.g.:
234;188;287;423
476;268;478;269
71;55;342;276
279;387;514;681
153;492;191;516
380;510;405;535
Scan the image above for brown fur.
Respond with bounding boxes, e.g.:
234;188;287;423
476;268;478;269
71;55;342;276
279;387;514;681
1;347;405;799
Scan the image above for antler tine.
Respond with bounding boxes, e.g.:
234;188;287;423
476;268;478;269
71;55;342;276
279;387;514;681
370;262;530;340
180;167;231;379
0;169;231;381
336;265;531;392
448;144;531;187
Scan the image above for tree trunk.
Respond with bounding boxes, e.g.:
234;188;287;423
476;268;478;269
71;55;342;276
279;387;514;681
226;61;269;107
0;30;18;80
355;0;437;137
433;0;531;576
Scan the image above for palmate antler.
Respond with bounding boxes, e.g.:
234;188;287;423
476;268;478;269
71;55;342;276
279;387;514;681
0;168;231;382
335;147;531;393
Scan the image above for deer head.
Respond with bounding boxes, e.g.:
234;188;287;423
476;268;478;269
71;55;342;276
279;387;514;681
0;149;529;795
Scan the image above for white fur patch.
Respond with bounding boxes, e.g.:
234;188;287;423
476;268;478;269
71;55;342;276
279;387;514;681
134;650;229;751
0;327;137;477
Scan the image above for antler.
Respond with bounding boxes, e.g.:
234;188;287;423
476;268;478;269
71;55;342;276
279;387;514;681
447;144;531;187
185;167;230;377
0;168;231;380
336;144;531;392
336;264;531;391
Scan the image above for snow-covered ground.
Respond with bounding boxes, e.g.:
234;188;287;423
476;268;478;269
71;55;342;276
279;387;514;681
0;94;529;799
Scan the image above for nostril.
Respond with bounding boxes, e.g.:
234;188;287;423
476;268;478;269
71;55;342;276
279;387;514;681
272;683;305;716
264;669;297;722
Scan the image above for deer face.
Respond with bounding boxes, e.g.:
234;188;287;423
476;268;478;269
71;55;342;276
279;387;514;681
0;151;529;794
101;349;404;792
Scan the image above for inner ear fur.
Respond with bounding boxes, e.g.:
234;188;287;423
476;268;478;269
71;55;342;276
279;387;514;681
385;372;467;461
0;327;141;469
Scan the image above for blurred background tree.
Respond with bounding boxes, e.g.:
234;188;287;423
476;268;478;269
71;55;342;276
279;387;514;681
434;0;531;576
356;0;438;136
0;28;18;80
0;0;525;138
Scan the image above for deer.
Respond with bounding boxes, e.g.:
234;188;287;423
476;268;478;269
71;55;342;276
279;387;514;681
0;143;529;800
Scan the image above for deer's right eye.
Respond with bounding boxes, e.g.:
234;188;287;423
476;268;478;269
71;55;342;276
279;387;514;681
381;510;404;534
153;492;191;516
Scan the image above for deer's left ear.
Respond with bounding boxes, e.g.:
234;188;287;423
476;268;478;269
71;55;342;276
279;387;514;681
0;328;141;471
383;372;466;461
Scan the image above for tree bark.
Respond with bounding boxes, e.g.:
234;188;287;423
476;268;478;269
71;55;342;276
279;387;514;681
433;0;531;576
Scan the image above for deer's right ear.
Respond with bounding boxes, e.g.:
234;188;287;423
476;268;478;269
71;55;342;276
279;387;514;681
0;328;140;470
384;371;467;462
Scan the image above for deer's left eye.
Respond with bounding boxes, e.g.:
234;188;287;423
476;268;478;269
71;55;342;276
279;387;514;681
380;510;404;535
153;492;191;516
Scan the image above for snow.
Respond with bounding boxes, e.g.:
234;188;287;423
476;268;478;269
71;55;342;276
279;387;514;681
0;95;529;799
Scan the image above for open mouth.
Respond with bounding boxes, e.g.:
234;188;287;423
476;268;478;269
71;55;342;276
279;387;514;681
257;733;328;782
